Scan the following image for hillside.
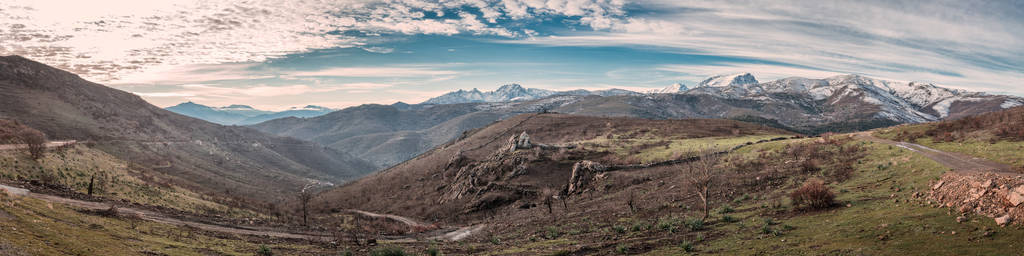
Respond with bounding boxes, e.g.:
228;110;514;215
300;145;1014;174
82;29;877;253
0;56;375;204
252;97;583;168
314;113;794;220
877;106;1024;171
305;112;1024;255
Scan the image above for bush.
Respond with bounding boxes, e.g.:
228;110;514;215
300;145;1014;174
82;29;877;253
720;215;737;223
425;247;441;256
16;127;46;160
684;217;705;231
789;179;834;209
257;245;272;256
716;205;734;214
543;226;562;239
631;221;650;232
612;225;627;234
680;241;694;252
370;247;408;256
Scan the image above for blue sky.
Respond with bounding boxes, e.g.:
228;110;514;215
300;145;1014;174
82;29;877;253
2;0;1021;110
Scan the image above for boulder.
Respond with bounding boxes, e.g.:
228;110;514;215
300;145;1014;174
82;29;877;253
567;160;607;194
1007;187;1024;207
995;215;1012;226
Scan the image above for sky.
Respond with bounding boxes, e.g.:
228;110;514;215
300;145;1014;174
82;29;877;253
1;0;1021;110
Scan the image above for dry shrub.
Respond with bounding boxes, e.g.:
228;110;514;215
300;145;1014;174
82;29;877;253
789;179;834;209
17;127;46;160
800;159;821;174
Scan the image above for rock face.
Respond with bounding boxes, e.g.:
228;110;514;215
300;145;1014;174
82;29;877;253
567;160;607;195
442;132;538;208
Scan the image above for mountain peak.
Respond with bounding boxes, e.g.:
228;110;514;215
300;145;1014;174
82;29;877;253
653;83;689;94
697;73;758;87
496;83;525;93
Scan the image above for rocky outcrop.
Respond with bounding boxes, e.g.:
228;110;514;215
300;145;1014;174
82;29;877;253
441;137;534;204
928;172;1024;226
567;160;607;195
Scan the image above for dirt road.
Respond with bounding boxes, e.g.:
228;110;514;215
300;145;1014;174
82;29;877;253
858;133;1019;176
1;184;335;241
2;183;481;242
0;140;76;151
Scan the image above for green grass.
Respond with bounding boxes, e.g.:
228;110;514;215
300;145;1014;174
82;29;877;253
576;134;789;163
647;139;1024;255
910;137;1024;170
0;191;320;255
0;145;262;218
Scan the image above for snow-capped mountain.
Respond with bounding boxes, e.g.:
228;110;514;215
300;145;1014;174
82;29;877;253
651;83;689;94
697;73;758;87
166;102;335;125
422;84;640;104
679;73;1022;123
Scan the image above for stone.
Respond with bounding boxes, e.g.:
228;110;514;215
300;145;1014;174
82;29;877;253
567;160;607;194
956;216;967;223
1008;190;1024;207
995;215;1012;226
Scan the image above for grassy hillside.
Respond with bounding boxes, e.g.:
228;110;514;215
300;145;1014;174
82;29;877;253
0;56;375;205
310;113;1024;255
0;189;327;255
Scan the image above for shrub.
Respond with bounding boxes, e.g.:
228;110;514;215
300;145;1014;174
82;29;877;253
257;245;272;256
789;179;834;209
425;247;441;256
716;205;734;214
684;217;705;231
680;241;694;252
657;218;677;232
720;215;737;223
543;226;562;239
16;127;46;160
370;247;408;256
631;221;650;232
612;225;627;234
800;159;821;173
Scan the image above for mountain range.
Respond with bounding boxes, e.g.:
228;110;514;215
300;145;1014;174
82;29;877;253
166;102;334;125
422;83;642;104
0;56;375;204
252;73;1021;171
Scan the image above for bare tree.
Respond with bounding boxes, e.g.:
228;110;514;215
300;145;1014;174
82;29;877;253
678;146;721;221
17;128;46;160
298;182;316;227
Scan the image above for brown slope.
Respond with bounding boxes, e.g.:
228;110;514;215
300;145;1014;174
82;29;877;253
0;55;375;203
314;113;793;222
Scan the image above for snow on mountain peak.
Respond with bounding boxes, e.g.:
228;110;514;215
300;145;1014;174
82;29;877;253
652;83;688;94
697;73;758;87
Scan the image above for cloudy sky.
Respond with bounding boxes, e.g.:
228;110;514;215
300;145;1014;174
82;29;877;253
2;0;1021;110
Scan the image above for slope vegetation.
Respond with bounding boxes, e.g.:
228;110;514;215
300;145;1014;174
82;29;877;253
0;56;375;204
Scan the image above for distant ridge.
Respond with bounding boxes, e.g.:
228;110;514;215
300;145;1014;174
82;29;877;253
0;55;375;203
166;102;334;125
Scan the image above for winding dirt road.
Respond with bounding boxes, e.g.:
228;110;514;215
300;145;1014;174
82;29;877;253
0;140;76;151
858;133;1019;176
1;183;481;242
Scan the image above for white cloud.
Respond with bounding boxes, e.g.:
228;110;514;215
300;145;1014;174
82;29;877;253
505;0;1024;95
285;67;459;78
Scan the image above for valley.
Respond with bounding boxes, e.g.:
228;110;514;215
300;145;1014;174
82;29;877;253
0;56;1021;255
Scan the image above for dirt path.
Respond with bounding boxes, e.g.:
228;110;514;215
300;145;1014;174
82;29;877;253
3;183;481;242
0;140;76;151
1;184;335;241
858;133;1018;176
